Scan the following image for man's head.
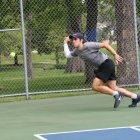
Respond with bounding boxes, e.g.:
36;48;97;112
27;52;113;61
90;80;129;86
69;33;84;48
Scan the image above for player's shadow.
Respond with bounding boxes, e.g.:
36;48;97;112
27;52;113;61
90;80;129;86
73;105;128;112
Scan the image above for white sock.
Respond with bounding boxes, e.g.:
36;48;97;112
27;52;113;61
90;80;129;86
113;91;119;96
131;94;137;99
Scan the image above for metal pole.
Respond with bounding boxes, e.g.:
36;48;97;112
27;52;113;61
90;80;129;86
133;0;140;89
19;0;29;99
0;28;21;32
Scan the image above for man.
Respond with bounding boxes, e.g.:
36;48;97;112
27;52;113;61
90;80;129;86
63;33;140;108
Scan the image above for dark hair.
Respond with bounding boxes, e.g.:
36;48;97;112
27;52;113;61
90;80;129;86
79;38;86;44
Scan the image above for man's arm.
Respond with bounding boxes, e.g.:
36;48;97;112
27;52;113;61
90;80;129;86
63;37;73;58
99;41;123;64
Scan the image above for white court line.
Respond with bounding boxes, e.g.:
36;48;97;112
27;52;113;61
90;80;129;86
130;126;140;132
34;134;47;140
34;125;140;140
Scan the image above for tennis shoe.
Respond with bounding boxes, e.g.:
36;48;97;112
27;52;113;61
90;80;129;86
114;92;123;108
128;95;140;108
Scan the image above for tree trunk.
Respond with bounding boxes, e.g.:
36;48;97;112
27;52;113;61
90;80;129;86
25;0;33;79
65;0;85;73
115;0;138;85
55;48;59;65
26;28;33;79
85;0;98;84
14;53;18;66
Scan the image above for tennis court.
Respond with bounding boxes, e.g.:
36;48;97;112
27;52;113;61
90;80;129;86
0;93;140;140
35;126;140;140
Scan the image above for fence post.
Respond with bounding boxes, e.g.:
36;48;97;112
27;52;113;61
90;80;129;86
19;0;29;99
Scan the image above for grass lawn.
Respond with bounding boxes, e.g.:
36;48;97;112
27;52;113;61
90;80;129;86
0;53;90;96
0;48;140;102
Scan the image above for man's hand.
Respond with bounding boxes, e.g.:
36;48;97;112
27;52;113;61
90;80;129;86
99;41;123;65
114;54;123;65
64;37;70;44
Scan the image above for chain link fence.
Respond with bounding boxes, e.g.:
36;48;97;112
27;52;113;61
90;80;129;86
0;0;140;98
0;0;25;96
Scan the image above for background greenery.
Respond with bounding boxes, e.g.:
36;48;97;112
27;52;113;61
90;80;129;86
0;0;140;101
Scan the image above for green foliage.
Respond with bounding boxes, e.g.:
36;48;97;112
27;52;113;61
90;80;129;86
0;0;22;61
0;0;20;29
65;0;84;17
0;64;87;94
0;32;22;57
44;29;66;64
136;0;140;16
23;0;68;59
97;0;115;41
0;0;69;65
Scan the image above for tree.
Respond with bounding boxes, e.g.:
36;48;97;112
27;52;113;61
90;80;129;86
84;0;98;84
97;0;116;42
115;0;138;85
0;32;22;65
34;0;67;56
136;0;140;45
136;0;140;16
0;0;22;66
24;0;68;78
24;0;34;79
64;0;85;73
45;29;66;65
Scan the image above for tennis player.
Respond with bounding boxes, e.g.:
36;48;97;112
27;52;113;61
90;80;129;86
63;33;140;108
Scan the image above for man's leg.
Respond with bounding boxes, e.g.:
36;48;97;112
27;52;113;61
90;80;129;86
92;78;123;108
107;80;140;107
107;80;134;97
92;78;115;95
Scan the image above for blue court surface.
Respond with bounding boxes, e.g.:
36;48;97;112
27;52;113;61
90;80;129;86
34;126;140;140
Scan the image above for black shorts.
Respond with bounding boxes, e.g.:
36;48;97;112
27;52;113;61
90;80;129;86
94;59;116;83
